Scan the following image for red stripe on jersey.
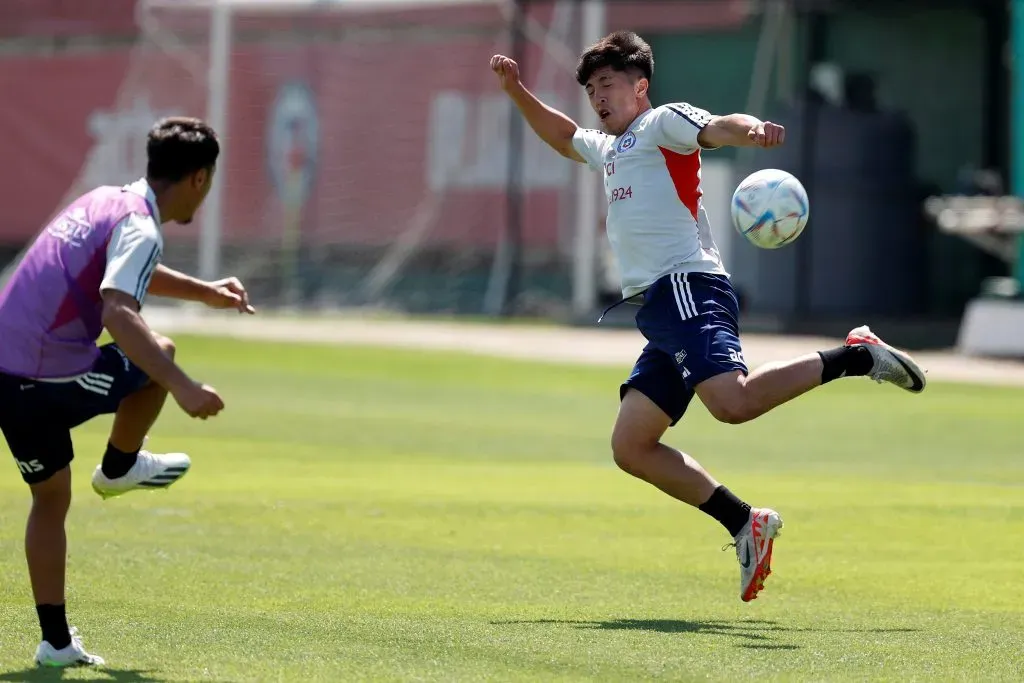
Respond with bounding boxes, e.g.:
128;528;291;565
658;146;702;221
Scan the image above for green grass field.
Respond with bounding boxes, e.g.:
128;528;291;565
1;335;1022;682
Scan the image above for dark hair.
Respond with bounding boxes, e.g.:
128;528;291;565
146;116;220;182
575;31;654;86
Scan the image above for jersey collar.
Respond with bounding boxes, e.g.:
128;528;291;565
122;177;162;225
617;106;655;139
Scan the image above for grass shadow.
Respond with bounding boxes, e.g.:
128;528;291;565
493;618;792;647
493;617;922;650
0;668;166;683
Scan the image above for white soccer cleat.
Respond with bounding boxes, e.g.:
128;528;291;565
34;627;105;668
91;449;191;500
846;325;927;393
732;507;783;603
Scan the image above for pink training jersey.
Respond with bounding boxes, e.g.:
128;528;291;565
572;103;727;298
0;179;164;380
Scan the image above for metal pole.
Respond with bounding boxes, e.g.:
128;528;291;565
504;0;527;316
201;0;231;282
483;0;527;316
572;0;605;318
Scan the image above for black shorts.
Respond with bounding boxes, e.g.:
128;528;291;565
0;343;149;485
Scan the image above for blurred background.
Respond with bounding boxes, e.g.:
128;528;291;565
1;0;1023;355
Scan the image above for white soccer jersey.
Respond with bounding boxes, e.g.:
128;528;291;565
572;103;726;299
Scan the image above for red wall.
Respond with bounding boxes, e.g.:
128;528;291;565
0;0;747;249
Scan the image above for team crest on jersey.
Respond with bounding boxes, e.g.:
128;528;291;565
616;131;637;153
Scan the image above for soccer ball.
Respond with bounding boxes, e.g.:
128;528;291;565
730;169;809;249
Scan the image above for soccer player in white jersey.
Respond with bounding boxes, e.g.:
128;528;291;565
490;31;926;602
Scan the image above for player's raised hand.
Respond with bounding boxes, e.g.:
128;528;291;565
490;54;521;91
748;121;786;148
204;276;256;314
172;381;225;420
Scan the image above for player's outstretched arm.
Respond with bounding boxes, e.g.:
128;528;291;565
490;54;586;163
101;290;223;418
697;113;785;150
148;264;255;314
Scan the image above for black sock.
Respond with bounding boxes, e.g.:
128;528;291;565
36;603;71;649
101;442;139;479
699;486;751;538
818;345;874;384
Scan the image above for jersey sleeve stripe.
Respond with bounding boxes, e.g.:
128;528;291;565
133;245;160;303
666;105;708;129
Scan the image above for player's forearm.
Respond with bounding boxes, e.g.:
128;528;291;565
505;82;580;159
102;304;192;392
700;113;763;148
148;264;215;303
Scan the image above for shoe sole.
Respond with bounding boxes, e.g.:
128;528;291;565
36;659;104;668
741;513;783;602
92;468;190;500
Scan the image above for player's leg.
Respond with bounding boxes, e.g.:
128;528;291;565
612;351;719;507
629;274;785;600
696;331;925;424
695;354;824;425
661;274;927;425
26;467;73;647
71;338;191;499
102;335;175;477
610;350;780;601
0;378;104;667
26;467;105;666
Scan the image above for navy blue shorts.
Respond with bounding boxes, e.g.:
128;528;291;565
620;272;748;425
0;343;149;484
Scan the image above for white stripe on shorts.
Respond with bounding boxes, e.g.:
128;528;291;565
83;373;114;388
681;274;698;318
670;273;689;319
671;272;697;320
76;378;110;396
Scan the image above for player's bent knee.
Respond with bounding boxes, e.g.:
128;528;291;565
610;428;656;476
705;401;753;425
153;333;176;359
611;388;673;474
696;372;757;425
700;390;758;424
610;437;640;475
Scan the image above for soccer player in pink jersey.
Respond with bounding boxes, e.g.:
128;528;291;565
0;117;254;667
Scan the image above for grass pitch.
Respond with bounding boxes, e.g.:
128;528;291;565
1;336;1022;682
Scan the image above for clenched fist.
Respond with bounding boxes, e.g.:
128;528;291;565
172;381;225;420
748;121;786;148
490;54;521;91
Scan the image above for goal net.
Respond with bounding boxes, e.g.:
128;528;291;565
48;0;599;317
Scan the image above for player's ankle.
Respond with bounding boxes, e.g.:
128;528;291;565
818;345;873;384
698;485;751;537
36;603;71;649
100;442;139;479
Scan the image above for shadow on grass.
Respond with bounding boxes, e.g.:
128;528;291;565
492;618;922;650
493;618;787;644
0;668;165;683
